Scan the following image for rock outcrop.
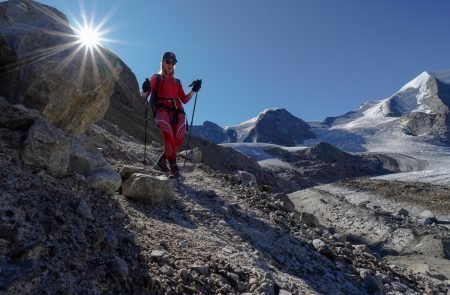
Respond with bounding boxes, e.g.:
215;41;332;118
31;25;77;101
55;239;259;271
2;89;121;192
0;0;121;134
21;119;70;176
402;112;450;140
240;108;316;146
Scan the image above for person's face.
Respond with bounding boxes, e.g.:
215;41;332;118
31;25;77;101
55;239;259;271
163;59;176;75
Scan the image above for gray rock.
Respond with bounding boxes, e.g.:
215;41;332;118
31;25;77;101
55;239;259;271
397;208;409;217
0;100;41;130
299;212;320;227
419;210;437;222
178;268;190;282
383;228;417;254
272;193;295;212
359;269;383;294
119;165;157;180
235;170;257;188
354;244;369;254
414;234;449;258
254;281;275;295
87;167;122;194
160;265;173;276
190;264;209;276
77;199;94;220
69;139;109;176
21;119;70;176
312;239;332;256
122;173;175;204
150;250;167;258
390;281;408;292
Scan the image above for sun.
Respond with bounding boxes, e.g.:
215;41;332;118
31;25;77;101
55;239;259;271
77;26;102;49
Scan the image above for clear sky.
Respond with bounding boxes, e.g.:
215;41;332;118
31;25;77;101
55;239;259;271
34;0;450;126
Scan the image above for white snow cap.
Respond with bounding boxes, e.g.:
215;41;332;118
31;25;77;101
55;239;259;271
399;70;450;92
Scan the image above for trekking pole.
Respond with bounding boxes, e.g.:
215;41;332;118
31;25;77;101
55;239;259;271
143;97;149;165
142;78;150;165
183;91;199;167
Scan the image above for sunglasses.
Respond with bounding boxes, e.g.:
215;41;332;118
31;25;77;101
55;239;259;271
165;60;176;65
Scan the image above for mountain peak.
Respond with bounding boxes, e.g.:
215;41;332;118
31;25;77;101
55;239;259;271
398;71;432;92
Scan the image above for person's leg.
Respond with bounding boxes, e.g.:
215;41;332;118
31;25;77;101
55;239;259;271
156;111;176;163
155;152;169;172
166;113;186;179
173;113;186;151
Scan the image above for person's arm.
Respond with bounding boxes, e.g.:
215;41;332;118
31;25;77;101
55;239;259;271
179;79;201;104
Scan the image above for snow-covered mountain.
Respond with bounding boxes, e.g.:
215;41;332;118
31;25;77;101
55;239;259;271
307;70;450;153
192;108;315;146
322;70;450;131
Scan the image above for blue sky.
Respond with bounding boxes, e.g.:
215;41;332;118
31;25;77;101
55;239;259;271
36;0;450;126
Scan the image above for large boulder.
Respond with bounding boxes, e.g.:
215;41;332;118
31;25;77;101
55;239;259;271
21;119;70;176
0;0;122;134
122;173;175;204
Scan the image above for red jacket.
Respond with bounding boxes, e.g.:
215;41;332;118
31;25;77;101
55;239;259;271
150;74;189;111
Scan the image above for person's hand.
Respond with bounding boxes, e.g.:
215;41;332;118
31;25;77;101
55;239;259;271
189;79;202;92
142;78;150;93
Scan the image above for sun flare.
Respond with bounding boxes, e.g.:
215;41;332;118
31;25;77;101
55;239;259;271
77;26;101;49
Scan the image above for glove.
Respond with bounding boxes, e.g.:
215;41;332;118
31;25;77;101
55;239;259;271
189;79;202;92
142;78;150;93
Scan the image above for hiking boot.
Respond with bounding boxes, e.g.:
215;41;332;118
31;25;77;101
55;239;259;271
154;153;170;172
168;159;180;179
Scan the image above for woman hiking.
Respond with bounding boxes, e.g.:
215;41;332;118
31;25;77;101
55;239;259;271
142;52;202;179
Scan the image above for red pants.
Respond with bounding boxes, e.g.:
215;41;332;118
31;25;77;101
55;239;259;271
156;111;185;161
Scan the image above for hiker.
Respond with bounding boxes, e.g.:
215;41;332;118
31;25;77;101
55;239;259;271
142;51;202;179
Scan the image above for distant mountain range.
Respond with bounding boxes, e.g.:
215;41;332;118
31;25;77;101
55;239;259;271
192;70;450;150
191;108;316;146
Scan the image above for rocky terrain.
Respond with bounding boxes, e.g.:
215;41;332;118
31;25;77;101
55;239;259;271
1;1;449;294
1;107;449;294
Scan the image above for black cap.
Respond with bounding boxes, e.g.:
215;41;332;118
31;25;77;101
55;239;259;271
162;51;177;63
